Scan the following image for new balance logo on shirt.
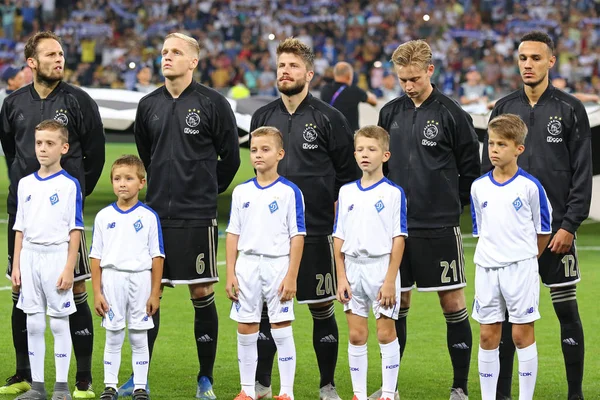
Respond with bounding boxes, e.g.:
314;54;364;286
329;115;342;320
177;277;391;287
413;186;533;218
197;334;213;343
320;334;337;343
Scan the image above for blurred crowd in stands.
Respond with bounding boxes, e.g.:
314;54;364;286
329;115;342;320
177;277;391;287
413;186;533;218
2;0;600;104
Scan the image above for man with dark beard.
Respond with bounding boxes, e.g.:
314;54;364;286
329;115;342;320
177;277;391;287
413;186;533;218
0;31;105;399
484;31;591;400
250;37;358;400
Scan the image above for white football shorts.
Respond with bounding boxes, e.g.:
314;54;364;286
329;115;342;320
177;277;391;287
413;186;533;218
343;254;400;320
230;253;294;324
17;242;75;317
101;268;154;331
472;256;540;325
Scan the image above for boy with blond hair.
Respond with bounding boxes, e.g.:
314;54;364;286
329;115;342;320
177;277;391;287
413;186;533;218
226;127;306;400
471;114;552;400
11;119;84;400
334;125;407;400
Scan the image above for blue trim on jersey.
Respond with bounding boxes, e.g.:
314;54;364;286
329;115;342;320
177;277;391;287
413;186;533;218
519;169;552;232
253;176;283;190
279;177;306;234
470;195;478;236
89;223;95;253
333;200;340;234
60;170;84;228
357;177;387;191
111;201;142;214
383;178;408;235
34;170;64;181
140;203;165;254
487;168;520;187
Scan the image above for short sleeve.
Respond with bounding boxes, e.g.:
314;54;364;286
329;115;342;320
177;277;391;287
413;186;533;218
226;187;242;235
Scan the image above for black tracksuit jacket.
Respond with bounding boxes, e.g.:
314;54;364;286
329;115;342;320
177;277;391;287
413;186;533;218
378;86;481;230
134;81;240;225
0;82;105;215
484;85;592;233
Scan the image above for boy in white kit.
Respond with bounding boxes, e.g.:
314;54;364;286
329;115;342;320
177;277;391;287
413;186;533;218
470;114;552;400
89;155;164;400
10;120;84;400
225;126;306;400
334;125;407;400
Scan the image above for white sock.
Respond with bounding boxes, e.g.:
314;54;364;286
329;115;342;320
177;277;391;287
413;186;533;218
237;331;259;398
272;326;295;399
348;343;368;400
130;330;150;390
27;313;46;384
380;339;400;398
517;342;538;400
478;346;499;400
49;316;71;383
104;329;125;389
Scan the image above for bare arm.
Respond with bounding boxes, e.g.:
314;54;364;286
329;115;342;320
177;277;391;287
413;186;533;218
366;91;378;106
146;256;164;316
225;233;240;301
378;235;405;308
57;230;81;290
11;231;23;287
90;258;108;317
334;237;351;303
537;234;551;258
279;235;304;302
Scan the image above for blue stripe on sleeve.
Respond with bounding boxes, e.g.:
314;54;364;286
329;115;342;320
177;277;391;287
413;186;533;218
61;171;84;228
399;186;408;235
520;170;551;232
333;200;340;233
470;195;478;236
280;178;305;233
141;203;165;254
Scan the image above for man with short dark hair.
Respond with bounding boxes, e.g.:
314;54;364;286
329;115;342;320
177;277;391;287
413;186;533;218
0;31;105;399
320;61;377;131
485;30;591;400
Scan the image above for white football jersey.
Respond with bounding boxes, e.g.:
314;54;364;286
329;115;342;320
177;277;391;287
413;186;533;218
89;201;165;272
333;178;408;257
227;177;306;257
14;170;84;245
471;168;552;268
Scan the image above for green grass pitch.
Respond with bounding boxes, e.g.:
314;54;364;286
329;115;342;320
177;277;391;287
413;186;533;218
0;143;598;399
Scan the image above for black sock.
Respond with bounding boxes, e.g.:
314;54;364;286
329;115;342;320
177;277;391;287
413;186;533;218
193;293;218;383
310;303;338;388
395;307;409;359
255;304;276;387
445;308;471;395
70;292;93;382
147;297;161;362
11;291;30;381
552;287;584;399
497;311;515;398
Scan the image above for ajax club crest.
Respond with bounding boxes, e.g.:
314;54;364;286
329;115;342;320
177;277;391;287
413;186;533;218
186;109;201;128
303;123;318;142
423;120;439;139
547;116;562;136
54;109;69;126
